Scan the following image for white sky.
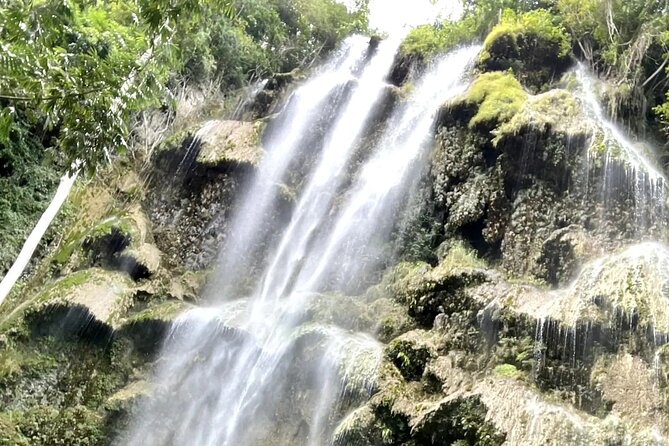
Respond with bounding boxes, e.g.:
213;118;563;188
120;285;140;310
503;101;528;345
341;0;464;34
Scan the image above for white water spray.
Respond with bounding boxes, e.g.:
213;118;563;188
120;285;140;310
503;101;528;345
123;40;480;446
211;36;370;296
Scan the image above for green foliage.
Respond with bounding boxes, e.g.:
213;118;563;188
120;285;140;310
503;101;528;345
656;98;669;137
15;406;104;446
479;9;571;90
462;71;528;128
484;9;570;58
0;0;366;173
0;115;60;274
557;0;669;132
492;363;522;378
0;0;159;172
462;0;557;36
400;16;478;61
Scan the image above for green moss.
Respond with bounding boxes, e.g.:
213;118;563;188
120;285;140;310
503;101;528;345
437;240;487;272
461;71;527;129
0;412;29;446
14;405;104;446
494;89;585;144
124;300;187;324
400;16;477;60
53;212;141;267
479;9;571;90
493;363;522;378
412;396;506;446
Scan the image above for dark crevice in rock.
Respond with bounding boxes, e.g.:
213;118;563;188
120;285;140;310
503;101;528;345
82;228;132;270
116;255;152;281
26;304;115;347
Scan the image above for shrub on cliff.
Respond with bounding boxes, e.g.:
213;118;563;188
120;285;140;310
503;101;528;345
478;9;572;91
400;17;479;62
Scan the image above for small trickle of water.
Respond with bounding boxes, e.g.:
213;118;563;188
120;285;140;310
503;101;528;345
233;78;269;119
175;119;218;175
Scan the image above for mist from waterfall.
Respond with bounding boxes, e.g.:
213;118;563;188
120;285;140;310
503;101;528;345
122;39;479;446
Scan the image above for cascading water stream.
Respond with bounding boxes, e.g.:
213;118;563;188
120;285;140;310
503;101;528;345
256;35;402;304
298;45;481;293
211;36;370;296
213;36;402;445
575;63;668;236
123;40;479;446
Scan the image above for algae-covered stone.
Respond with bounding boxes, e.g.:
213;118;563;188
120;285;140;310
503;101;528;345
411;394;506;446
117;242;163;280
501;184;562;276
555;242;669;332
332;406;384;446
389;246;491;326
453;71;528;130
55;206;153;276
533;225;598;287
27;268;136;334
386;330;436;381
495;89;590;144
105;379;151;412
478;9;571;91
196;120;264;167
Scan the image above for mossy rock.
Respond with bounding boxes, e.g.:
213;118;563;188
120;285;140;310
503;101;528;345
104;379;151;414
411;395;506;446
390;248;491;327
116;243;163;281
386;330;436;381
292;323;382;399
117;299;190;355
492;363;523;379
10;405;105;446
195;120;264;167
494;89;590;145
26;268;136;337
532;224;598;287
0;412;29;446
54;207;151;275
452;71;528;131
553;242;669;332
478;9;571;91
332;406;384;446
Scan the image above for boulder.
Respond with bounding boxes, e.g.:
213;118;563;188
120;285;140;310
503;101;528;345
195;120;264;167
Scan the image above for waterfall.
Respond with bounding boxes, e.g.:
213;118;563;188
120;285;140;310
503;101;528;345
209;35;370;296
575;64;668;237
122;40;479;446
297;46;481;293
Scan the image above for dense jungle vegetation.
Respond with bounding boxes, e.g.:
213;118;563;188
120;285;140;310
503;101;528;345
1;0;668;273
0;0;366;272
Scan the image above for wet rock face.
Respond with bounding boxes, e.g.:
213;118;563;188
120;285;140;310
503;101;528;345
421;74;664;279
412;395;506;446
533;225;595;287
145;122;261;271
